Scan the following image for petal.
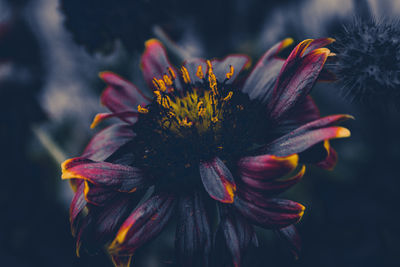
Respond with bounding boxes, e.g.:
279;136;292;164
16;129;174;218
211;55;251;83
83;180;117;206
237;154;298;180
261;115;353;157
82;124;135;161
110;254;133;267
303;38;335;57
99;71;151;113
214;209;258;267
175;192;211;267
199;157;236;203
275;225;301;260
61;158;148;192
239;165;305;196
268;40;331;121
141;39;182;91
234;196;304;229
109;193;176;254
184;58;207;84
90;112;138;129
70;182;87;236
242;38;293;102
315;141;338;170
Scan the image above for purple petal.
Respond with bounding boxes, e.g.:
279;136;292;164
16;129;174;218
276;225;301;259
211;55;250;83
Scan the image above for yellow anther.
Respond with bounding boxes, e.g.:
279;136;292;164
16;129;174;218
154;90;162;104
167;111;175;118
157;79;167;92
167;67;176;80
206;60;218;95
152;78;160;91
226;65;234;79
137;105;149;113
196;65;204;79
197;101;206;116
163;75;173;86
223;91;233;101
180;117;193;127
206;60;213;71
211;116;219;123
181;66;191;84
162;95;171;109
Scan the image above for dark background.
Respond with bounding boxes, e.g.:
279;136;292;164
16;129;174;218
1;0;399;266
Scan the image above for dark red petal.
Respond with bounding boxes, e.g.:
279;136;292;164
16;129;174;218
109;193;176;254
276;225;301;260
214;209;257;267
141;39;182;91
239;165;305;196
199;157;236;203
242;38;293;102
83;180;117;206
82;124;135;161
268;41;330;121
234;196;304;229
175;192;211;267
211;55;250;83
261;115;352;157
99;71;151;113
315;141;338;170
61;158;147;192
303;38;335;56
90;112;138;129
70;182;87;236
237;154;298;180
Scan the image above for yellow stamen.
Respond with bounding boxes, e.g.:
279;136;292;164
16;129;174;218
181;66;191;84
167;67;176;80
162;95;171;109
197;101;205;116
226;65;234;79
211;116;219;123
206;60;218;95
154;90;162;104
157;79;167;92
137;105;149;113
180;117;193;127
223;91;233;101
196;65;204;79
152;78;160;91
163;74;173;86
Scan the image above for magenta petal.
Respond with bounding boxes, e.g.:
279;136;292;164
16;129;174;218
109;193;176;254
315;146;338;170
70;182;87;236
83;180;117;206
184;58;207;84
141;39;182;91
303;38;335;56
100;71;151;113
175;192;211;267
90;111;138;129
268;42;330;121
199;157;236;203
82;124;134;161
242;38;293;102
211;54;250;83
234;196;304;229
276;225;301;259
62;158;147;193
261;115;352;156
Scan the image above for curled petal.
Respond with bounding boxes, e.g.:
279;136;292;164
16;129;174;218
261;115;353;157
70;182;87;236
199;157;236;203
234;196;304;229
109;193;176;254
83;180;117;206
242;38;293;102
61;158;147;192
211;55;251;83
175;192;211;267
315;141;338;170
90;112;138;129
268;40;331;121
141;39;182;91
240;165;305;196
82;124;135;161
99;71;151;113
303;38;335;57
237;154;298;180
276;225;301;260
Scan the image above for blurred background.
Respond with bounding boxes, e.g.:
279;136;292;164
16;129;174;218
1;0;400;266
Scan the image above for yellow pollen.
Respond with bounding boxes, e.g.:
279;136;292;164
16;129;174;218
197;101;206;116
137;105;149;113
180;117;193;127
162;95;172;109
223;91;233;101
157;79;167;92
211;116;219;123
196;65;204;79
167;67;176;80
152;78;160;91
181;66;191;84
226;65;234;79
154;90;162;104
206;60;218;95
163;74;173;86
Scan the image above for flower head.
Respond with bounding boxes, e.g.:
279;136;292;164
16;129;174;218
62;38;351;266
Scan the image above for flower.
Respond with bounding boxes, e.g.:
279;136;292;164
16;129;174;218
334;18;400;107
62;38;351;267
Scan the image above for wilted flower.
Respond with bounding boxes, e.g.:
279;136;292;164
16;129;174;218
62;38;351;266
334;19;400;107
